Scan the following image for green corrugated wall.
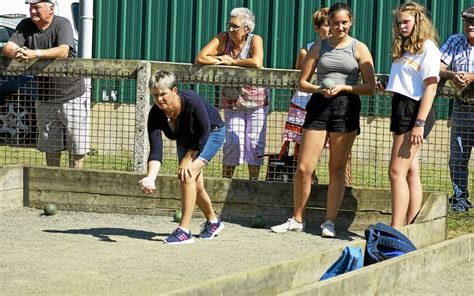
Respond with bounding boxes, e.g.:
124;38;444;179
93;0;474;69
92;0;474;114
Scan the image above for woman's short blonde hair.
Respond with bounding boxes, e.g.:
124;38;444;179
148;70;177;90
312;7;329;28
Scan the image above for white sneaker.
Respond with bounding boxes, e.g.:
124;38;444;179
321;220;336;238
271;217;304;233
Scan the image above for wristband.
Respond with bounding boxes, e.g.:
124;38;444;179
414;119;426;127
35;49;42;58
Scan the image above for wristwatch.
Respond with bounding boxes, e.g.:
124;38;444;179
414;119;426;127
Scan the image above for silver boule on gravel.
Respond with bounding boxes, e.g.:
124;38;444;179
43;204;57;216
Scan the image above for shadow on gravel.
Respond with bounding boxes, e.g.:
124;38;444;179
43;228;164;242
218;179;358;240
303;227;363;240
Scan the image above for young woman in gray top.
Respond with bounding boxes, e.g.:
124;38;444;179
271;2;375;238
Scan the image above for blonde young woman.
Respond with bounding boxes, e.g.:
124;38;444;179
379;2;440;227
271;2;375;238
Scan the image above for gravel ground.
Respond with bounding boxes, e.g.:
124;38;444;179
0;207;361;295
379;261;474;296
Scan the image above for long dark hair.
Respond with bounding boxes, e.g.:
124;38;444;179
328;2;352;21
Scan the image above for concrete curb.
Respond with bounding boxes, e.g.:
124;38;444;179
279;234;473;296
163;193;446;295
164;240;367;296
0;165;23;210
0;165;451;295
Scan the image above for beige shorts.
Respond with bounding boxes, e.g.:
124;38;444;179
35;95;90;155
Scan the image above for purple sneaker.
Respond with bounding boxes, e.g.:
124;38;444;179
164;228;195;245
199;220;224;240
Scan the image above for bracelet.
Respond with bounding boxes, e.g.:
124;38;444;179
35;49;41;58
414;119;426;127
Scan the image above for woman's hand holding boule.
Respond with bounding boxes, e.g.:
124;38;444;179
139;177;156;194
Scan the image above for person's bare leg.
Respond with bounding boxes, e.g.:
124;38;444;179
344;152;353;186
293;129;327;222
179;159;220;232
69;154;85;169
389;133;421;227
192;160;217;221
222;164;236;179
325;131;357;221
248;164;260;180
406;149;422;224
46;152;61;167
179;175;198;230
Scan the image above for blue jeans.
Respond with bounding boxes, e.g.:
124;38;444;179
177;125;225;164
449;100;474;198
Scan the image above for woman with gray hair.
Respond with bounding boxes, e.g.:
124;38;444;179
196;7;269;180
196;7;261;67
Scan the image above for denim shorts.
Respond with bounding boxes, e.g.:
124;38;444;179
177;125;226;163
303;92;361;133
390;93;434;139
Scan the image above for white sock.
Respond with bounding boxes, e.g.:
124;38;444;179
178;227;190;234
209;218;219;224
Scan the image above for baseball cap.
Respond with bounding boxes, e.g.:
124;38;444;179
461;6;474;20
25;0;55;4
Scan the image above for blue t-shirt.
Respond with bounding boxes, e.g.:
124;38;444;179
147;90;225;162
440;33;473;73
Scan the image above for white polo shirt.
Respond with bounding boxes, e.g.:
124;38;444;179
386;40;441;101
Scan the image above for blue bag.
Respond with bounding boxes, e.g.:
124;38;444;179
364;223;417;266
320;246;363;281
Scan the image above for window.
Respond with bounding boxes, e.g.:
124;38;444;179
0;26;14;53
71;2;80;33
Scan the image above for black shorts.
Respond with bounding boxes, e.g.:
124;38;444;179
303;92;361;133
390;93;435;139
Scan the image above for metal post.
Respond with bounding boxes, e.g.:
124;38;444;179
79;0;94;58
133;62;151;173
